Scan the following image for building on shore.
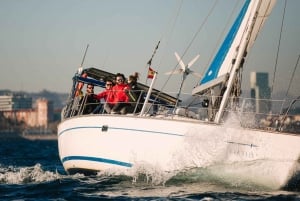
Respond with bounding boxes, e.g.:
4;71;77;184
0;93;32;111
0;93;53;129
250;72;271;114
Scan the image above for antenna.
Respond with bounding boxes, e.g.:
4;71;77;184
78;44;89;74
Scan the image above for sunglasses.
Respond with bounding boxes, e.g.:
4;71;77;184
106;83;112;86
87;87;94;89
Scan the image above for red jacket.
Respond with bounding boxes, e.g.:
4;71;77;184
96;89;114;104
112;83;130;103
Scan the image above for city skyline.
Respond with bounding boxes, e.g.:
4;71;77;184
0;0;299;97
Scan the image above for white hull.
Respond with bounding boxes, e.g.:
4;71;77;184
58;114;300;189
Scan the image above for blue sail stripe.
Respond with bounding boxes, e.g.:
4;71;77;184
58;126;184;137
200;0;251;84
62;156;132;167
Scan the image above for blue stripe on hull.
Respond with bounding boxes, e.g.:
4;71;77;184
62;155;133;167
200;0;251;84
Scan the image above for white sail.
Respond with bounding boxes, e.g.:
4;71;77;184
192;0;276;95
247;0;276;52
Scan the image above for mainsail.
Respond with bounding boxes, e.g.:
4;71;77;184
192;0;276;122
200;0;252;86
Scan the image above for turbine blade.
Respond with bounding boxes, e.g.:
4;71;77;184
175;52;186;70
187;54;200;68
191;72;202;78
165;69;183;75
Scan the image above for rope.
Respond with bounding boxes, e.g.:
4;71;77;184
143;0;183;83
156;0;183;68
270;0;287;98
285;54;300;98
279;54;300;115
177;0;219;69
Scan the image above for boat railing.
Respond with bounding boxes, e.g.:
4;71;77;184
62;87;299;133
218;96;300;133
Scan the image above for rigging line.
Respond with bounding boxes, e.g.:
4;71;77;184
157;0;183;67
179;0;219;65
143;1;184;112
158;0;219;97
146;0;183;70
150;0;219;108
279;54;300;115
280;95;300;130
285;54;300;98
144;0;183;83
161;1;183;42
146;0;184;105
156;0;183;76
270;0;287;98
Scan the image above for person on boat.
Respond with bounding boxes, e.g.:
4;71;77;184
126;72;144;113
71;72;88;116
80;83;99;114
71;87;84;116
94;79;115;113
74;71;87;97
111;73;130;114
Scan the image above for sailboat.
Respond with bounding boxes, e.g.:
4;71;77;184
58;0;300;189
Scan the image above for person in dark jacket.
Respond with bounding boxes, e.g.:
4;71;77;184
80;83;99;114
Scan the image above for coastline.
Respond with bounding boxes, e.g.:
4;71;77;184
0;131;57;140
21;133;57;140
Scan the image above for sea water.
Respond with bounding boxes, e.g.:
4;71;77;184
0;136;300;200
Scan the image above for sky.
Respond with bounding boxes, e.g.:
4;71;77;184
0;0;299;98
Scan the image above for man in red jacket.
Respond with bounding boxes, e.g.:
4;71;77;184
95;79;114;113
111;73;130;114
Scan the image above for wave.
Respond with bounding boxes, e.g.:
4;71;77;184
0;162;257;189
1;163;299;201
0;164;64;184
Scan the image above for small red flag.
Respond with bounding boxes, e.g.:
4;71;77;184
147;67;155;79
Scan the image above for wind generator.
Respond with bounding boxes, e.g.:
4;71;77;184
166;52;201;107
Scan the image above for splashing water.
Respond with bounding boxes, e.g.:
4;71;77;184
0;138;299;200
0;164;61;184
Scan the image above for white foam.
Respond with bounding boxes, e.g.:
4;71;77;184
96;162;178;186
0;164;61;184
